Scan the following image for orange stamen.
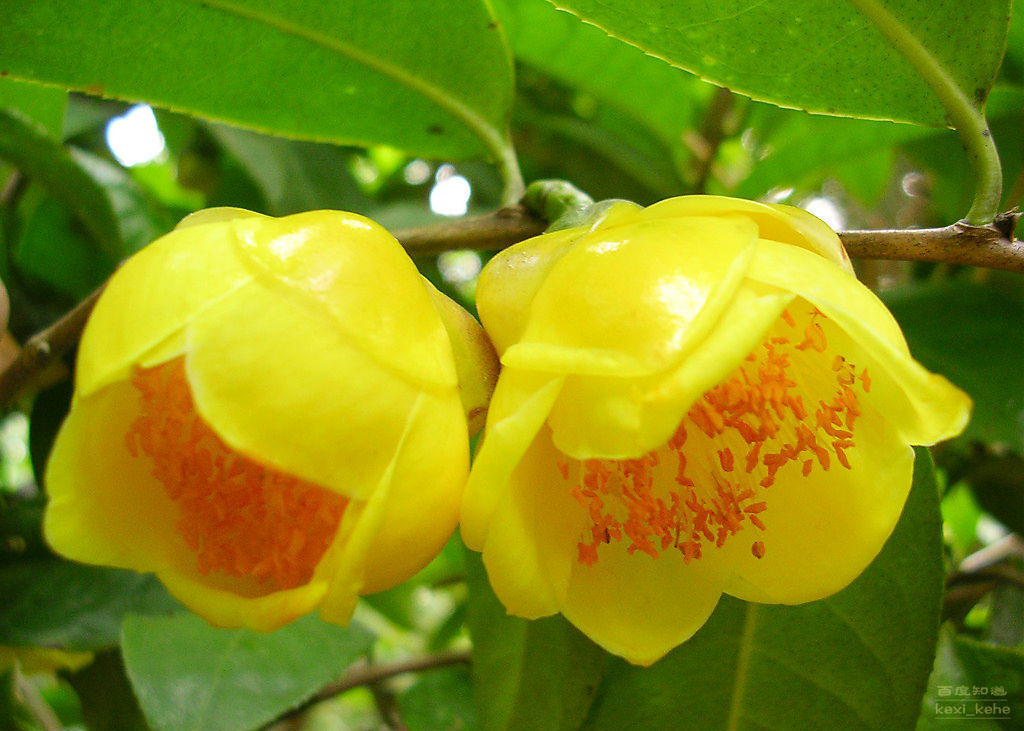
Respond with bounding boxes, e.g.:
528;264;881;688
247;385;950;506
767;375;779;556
127;359;347;590
570;308;869;567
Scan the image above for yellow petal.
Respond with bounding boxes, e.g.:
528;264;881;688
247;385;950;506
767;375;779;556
44;378;326;629
424;281;499;436
461;369;565;550
174;207;266;230
158;572;327;633
318;391;465;622
720;383;915;605
562;538;726;666
545;283;794;460
358;389;467;594
479;428;584;618
185;282;426;500
476;227;584;356
515;216;759;376
230;211;456;389
75;224;253;398
44;381;185;572
747;240;970;444
638;195;852;271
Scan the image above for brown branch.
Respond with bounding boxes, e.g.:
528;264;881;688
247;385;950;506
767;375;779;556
285;650;470;720
683;86;735;193
0;286;102;404
838;212;1023;271
0;207;1021;409
396;205;545;256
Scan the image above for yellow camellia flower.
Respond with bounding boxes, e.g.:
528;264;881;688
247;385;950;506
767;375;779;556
45;208;496;632
462;196;970;665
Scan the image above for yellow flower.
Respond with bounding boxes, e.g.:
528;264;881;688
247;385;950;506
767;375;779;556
45;208;495;632
462;196;970;665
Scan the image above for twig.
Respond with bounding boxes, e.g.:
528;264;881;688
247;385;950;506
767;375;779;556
0;207;1021;409
0;287;102;404
396;205;544;255
311;650;470;703
684;86;735;193
14;668;63;731
839;213;1023;271
942;535;1024;622
281;650;470;721
368;679;408;731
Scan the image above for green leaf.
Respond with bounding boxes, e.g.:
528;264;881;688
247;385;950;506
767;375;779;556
901;87;1024;223
0;110;171;260
584;448;943;730
963;452;1024;537
121;611;374;731
551;0;1011;126
918;629;1024;729
399;666;476;731
14;195;114;300
206;124;372;216
0;559;177;651
68;651;151;731
465;550;607;731
0;497;48;565
514;100;681;203
883;280;1024;452
0;77;65;138
0;1;515;161
28;381;73;488
732;104;932;202
495;0;701;151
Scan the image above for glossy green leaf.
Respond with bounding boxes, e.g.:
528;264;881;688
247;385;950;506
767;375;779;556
551;0;1011;126
884;280;1024;452
206;124;372;216
514;100;681;203
0;1;514;161
15;196;114;300
583;449;943;730
399;666;476;731
465;550;606;731
121;612;374;731
1001;0;1024;87
0;110;170;260
732;104;932;202
495;0;702;151
0;77;65;137
0;559;177;651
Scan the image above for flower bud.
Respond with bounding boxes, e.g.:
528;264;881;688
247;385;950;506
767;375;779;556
44;208;494;630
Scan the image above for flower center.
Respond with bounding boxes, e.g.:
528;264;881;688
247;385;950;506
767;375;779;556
125;358;347;589
563;308;871;567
